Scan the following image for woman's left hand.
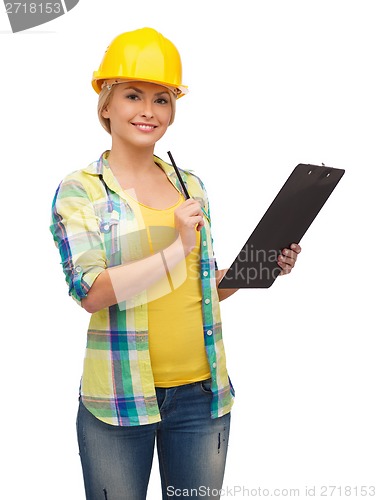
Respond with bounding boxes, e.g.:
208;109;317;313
278;243;302;275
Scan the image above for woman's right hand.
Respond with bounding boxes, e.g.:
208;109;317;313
174;199;204;256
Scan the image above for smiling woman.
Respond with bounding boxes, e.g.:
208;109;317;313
49;25;302;500
49;27;235;500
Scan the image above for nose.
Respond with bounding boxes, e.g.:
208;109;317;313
140;101;154;119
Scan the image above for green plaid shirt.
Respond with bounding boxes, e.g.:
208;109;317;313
50;151;234;426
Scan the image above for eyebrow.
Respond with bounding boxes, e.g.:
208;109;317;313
123;86;170;96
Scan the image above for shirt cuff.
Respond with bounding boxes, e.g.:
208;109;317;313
71;265;105;302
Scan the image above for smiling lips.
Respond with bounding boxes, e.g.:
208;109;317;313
132;122;157;132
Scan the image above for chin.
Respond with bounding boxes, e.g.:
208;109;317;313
132;132;166;146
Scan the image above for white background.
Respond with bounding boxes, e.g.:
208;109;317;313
1;0;376;498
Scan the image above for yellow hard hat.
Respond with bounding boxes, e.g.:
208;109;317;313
92;27;188;98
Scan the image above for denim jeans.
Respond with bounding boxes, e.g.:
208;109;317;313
76;379;231;500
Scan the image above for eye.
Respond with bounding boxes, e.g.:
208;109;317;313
126;94;140;101
155;97;169;105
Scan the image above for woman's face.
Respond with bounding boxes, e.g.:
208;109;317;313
102;81;173;148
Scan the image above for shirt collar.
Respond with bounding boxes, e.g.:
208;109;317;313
83;150;188;200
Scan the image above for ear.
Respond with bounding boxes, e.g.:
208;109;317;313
101;106;110;119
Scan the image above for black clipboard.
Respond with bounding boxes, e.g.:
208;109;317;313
218;163;345;289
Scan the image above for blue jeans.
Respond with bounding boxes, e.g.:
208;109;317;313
76;379;231;499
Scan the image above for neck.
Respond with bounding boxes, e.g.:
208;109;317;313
106;139;157;178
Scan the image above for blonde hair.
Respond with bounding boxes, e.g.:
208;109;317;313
97;84;177;135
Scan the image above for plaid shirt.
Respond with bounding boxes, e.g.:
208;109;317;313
50;151;235;426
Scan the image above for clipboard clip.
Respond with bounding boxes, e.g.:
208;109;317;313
307;163;332;178
322;162;334;178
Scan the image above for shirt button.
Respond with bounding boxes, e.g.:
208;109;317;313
103;223;110;231
203;271;208;277
207;330;213;336
75;266;82;274
203;241;207;246
204;298;210;304
212;362;217;368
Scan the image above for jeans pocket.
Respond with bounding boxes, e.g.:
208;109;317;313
200;378;212;395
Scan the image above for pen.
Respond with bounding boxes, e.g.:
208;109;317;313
167;151;190;200
167;151;210;223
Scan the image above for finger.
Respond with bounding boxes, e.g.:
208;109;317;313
183;198;197;205
185;204;203;217
278;249;297;266
279;248;297;259
184;198;202;210
281;258;296;268
196;219;205;230
190;215;203;226
290;243;301;253
282;248;299;258
177;211;202;225
278;261;292;275
282;245;301;260
278;253;296;267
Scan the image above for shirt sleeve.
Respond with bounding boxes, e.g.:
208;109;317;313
50;174;106;305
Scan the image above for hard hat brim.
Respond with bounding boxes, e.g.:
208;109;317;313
92;74;188;99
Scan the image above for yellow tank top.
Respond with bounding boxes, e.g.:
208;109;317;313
123;189;210;387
